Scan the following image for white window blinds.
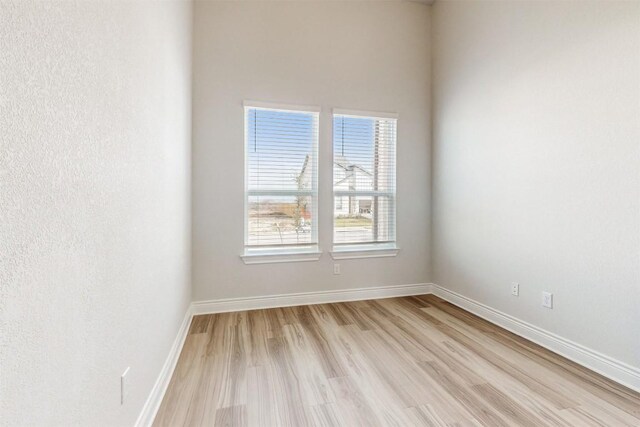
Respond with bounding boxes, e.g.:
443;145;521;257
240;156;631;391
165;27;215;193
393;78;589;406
245;103;319;251
333;112;397;247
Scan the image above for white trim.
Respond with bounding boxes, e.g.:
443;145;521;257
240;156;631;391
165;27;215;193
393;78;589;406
244;100;321;113
333;108;398;120
431;284;640;394
241;250;322;265
135;306;193;427
331;245;399;260
192;283;432;315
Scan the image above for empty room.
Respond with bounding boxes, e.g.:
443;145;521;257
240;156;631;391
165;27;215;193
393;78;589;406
2;0;639;425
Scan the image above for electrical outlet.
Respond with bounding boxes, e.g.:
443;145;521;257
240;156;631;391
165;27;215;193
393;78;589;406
333;264;340;275
511;282;519;296
121;367;130;405
542;292;553;309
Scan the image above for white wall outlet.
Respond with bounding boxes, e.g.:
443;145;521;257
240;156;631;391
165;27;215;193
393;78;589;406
121;367;130;405
511;282;519;296
542;292;553;309
333;264;341;275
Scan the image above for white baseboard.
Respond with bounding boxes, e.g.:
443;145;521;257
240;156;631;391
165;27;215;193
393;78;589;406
135;306;193;427
431;284;640;394
191;283;433;315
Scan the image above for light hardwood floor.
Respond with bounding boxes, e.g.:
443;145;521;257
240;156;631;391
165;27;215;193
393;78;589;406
153;295;640;426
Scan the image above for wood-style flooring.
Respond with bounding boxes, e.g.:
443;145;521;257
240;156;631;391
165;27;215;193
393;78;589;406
153;295;640;426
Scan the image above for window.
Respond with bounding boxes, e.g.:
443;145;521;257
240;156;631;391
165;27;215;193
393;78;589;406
243;101;320;263
332;110;397;256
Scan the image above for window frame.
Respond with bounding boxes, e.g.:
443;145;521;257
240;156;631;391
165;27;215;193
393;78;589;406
241;100;322;264
330;108;399;259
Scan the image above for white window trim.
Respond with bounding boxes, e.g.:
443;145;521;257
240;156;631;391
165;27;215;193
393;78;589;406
332;108;398;120
242;246;322;265
332;109;398;253
244;100;321;113
242;101;322;263
330;243;399;260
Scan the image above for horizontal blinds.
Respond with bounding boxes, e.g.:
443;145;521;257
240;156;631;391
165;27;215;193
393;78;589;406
333;114;397;245
246;106;319;248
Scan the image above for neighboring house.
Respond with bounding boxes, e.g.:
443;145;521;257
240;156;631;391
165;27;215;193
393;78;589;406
333;155;373;216
298;154;373;217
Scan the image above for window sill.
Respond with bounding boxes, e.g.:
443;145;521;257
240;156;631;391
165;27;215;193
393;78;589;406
241;247;322;265
330;244;399;260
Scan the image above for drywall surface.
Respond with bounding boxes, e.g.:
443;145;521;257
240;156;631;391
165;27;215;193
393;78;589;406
0;1;192;425
192;1;431;300
432;0;640;368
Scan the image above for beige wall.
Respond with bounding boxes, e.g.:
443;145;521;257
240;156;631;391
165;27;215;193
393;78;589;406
432;0;640;368
192;1;432;301
0;1;192;425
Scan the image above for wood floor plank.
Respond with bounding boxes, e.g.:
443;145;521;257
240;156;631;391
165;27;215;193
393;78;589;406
405;405;448;427
309;403;341;427
214;405;246;427
153;333;208;427
245;365;274;427
153;296;640;426
281;323;336;406
418;361;511;427
265;336;311;426
471;383;547;427
328;376;382;427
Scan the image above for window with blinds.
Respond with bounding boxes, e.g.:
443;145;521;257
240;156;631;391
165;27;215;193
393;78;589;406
245;103;319;253
333;111;397;248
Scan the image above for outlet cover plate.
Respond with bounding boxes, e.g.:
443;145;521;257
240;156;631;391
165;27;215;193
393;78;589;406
511;282;519;296
542;292;553;309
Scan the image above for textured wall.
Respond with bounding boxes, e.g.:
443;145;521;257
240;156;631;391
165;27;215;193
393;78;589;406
432;0;640;368
191;0;431;301
0;1;192;425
